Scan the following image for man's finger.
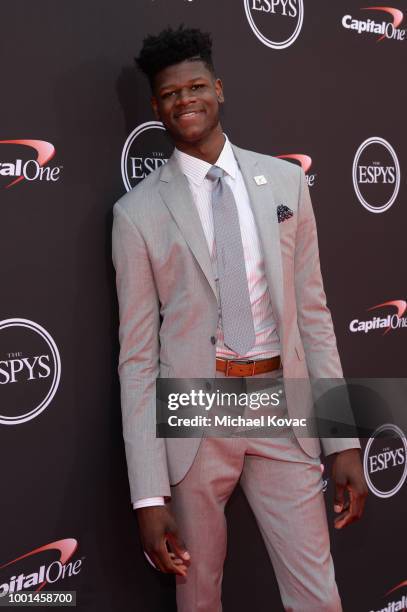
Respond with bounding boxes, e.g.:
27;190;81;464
158;540;188;576
334;510;355;530
146;542;187;576
169;552;186;566
151;551;186;575
334;504;359;529
149;550;168;573
167;530;191;562
333;480;346;513
147;550;187;573
334;502;356;529
334;486;366;529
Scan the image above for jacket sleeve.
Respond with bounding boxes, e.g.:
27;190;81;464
112;202;171;502
294;168;361;455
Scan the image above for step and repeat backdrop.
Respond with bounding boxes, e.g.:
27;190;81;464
1;1;406;610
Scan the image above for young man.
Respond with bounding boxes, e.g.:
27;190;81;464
112;26;367;612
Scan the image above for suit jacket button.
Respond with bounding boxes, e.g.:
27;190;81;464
205;381;212;391
210;336;216;345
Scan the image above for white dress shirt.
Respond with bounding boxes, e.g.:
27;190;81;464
133;137;280;510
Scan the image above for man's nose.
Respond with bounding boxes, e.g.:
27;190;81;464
175;87;197;105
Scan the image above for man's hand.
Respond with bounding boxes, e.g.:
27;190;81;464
136;505;191;576
331;448;368;529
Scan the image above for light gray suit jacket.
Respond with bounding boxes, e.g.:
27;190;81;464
112;144;360;503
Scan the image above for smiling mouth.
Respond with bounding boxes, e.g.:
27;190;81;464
175;110;203;120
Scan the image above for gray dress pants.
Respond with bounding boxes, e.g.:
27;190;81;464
170;369;342;612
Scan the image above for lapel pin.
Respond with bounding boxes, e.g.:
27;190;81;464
254;175;267;185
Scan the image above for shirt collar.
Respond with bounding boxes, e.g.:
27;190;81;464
173;135;238;186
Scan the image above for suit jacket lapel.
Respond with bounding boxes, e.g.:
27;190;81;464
159;155;218;300
232;145;284;329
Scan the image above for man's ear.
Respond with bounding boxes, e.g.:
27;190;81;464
215;78;225;104
151;96;160;120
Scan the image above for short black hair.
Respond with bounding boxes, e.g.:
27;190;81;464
136;25;215;88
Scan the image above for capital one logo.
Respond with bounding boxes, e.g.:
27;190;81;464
349;299;407;335
371;579;407;612
0;319;61;425
352;137;400;213
0;539;83;597
244;0;304;49
342;7;406;42
0;140;62;188
276;153;316;186
121;121;173;191
363;424;407;498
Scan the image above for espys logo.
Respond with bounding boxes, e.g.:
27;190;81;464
244;0;304;49
363;424;407;498
0;539;83;597
0;140;62;188
352;137;400;213
0;319;61;425
342;6;406;42
349;299;407;335
276;153;316;186
121;121;173;191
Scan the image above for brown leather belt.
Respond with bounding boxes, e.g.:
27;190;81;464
216;356;281;377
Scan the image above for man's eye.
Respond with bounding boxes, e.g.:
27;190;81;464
191;84;204;91
162;91;175;99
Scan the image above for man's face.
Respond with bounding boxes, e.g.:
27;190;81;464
151;60;224;146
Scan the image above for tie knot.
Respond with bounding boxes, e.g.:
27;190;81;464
206;165;224;182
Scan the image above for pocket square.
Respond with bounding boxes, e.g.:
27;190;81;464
277;205;294;223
